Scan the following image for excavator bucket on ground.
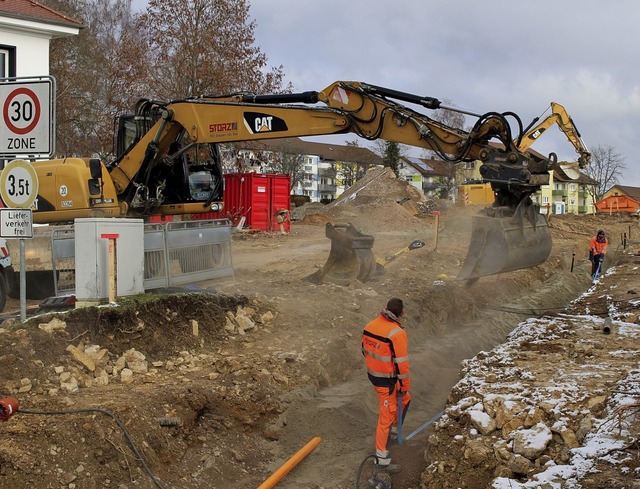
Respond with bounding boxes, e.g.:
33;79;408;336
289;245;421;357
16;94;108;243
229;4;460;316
458;203;552;281
306;223;377;285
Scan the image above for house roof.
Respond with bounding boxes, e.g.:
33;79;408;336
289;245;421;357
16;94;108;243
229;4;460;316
551;162;598;185
608;185;640;201
0;0;84;29
238;137;383;166
400;156;451;177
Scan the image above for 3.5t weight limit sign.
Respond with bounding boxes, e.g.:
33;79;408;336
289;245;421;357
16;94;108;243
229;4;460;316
0;80;53;156
0;159;39;209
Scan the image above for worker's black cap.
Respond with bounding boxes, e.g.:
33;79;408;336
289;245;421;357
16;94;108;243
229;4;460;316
598;229;605;235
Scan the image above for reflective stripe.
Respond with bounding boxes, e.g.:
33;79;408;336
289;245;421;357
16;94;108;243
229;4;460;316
388;327;403;338
363;349;393;362
397;372;409;379
394;355;409;363
367;369;396;378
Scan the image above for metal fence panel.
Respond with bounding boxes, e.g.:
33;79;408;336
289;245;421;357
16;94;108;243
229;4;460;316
51;227;75;296
164;219;233;285
45;219;233;296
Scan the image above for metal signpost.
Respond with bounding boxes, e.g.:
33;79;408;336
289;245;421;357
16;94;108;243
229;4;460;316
0;159;39;321
0;76;53;321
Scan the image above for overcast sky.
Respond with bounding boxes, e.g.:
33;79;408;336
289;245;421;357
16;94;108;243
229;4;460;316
245;0;639;185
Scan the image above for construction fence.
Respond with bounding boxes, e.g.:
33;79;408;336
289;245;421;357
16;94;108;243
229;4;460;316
49;219;233;297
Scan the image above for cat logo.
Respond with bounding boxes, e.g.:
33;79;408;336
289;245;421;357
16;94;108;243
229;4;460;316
243;112;288;134
528;128;546;140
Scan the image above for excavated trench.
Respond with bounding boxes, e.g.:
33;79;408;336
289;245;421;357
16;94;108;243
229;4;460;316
271;248;601;488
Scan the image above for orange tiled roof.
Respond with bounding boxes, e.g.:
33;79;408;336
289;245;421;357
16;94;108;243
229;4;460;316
0;0;83;28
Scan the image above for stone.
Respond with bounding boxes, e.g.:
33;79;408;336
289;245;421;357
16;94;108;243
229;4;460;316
66;345;96;372
464;438;492;465
508;454;532;475
468;409;496;435
512;423;552;460
38;317;67;333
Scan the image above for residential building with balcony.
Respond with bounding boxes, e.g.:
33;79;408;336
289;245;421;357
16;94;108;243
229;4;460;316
535;162;597;215
398;156;452;197
233;138;381;202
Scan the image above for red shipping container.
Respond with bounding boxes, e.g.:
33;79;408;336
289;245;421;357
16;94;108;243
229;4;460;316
192;173;291;232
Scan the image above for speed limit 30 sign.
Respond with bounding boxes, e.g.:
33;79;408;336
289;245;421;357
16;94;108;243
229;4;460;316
0;79;53;157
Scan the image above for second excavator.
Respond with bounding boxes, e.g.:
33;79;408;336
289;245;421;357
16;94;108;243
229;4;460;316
23;81;579;283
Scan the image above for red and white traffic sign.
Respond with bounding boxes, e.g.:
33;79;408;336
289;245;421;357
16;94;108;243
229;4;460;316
0;159;39;209
0;80;52;156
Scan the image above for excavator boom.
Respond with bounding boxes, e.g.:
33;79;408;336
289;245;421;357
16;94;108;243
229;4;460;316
517;102;591;167
27;80;563;280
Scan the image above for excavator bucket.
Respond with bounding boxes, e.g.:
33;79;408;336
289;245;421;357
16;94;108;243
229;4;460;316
458;205;552;280
306;223;377;285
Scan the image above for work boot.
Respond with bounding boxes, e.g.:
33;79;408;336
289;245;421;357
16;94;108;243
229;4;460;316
375;462;401;474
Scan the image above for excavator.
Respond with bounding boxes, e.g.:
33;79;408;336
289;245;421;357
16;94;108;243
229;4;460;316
517;101;590;168
23;81;563;284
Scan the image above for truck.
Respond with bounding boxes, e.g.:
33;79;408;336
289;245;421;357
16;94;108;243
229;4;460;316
5;80;579;301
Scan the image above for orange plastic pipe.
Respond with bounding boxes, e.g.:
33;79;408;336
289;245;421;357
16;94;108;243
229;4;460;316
257;437;322;489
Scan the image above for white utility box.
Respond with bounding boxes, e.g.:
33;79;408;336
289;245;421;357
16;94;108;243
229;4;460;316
74;218;144;301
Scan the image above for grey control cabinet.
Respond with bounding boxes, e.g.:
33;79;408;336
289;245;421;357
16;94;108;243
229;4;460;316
74;218;144;301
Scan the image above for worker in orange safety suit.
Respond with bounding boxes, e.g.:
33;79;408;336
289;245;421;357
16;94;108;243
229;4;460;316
361;297;410;473
589;229;608;278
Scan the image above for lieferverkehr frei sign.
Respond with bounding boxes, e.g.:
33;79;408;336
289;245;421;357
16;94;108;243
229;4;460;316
0;208;33;238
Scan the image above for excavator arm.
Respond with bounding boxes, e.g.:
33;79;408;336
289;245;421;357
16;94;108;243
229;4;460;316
30;80;560;279
109;81;552;214
517;102;591;168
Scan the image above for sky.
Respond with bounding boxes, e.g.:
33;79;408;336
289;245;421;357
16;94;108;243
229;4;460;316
244;0;640;185
129;0;640;185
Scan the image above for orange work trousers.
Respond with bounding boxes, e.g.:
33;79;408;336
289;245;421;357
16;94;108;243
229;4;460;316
373;385;411;453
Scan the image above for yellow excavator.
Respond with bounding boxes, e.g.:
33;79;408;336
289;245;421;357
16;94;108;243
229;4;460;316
517;101;590;167
24;81;564;281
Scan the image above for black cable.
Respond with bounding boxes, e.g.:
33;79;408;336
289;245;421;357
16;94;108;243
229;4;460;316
18;407;167;489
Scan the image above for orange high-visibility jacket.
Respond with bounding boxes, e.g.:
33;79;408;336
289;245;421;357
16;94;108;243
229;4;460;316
590;236;608;255
362;314;410;392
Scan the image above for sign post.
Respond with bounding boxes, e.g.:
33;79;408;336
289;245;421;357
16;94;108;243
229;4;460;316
0;159;39;321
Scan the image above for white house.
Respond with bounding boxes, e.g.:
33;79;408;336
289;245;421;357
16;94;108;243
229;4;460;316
0;0;82;78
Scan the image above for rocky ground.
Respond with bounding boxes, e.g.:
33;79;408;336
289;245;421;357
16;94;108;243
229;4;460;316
1;168;639;488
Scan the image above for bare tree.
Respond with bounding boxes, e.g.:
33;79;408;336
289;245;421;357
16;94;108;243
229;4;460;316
137;0;289;99
584;145;627;202
339;140;368;188
46;0;148;158
45;0;290;159
420;98;467;198
269;151;305;187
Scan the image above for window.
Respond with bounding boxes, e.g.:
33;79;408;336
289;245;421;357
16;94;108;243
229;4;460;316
569;184;576;191
0;46;16;78
542;196;549;204
304;165;312;171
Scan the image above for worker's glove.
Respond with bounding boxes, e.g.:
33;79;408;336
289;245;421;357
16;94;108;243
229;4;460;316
397;390;406;398
599;255;605;262
589;251;594;261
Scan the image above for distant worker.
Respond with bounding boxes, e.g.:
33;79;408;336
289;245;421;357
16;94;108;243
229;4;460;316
361;297;411;473
274;208;290;234
589;229;608;278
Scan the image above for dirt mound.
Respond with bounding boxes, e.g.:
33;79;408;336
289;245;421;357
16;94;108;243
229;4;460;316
295;167;446;232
